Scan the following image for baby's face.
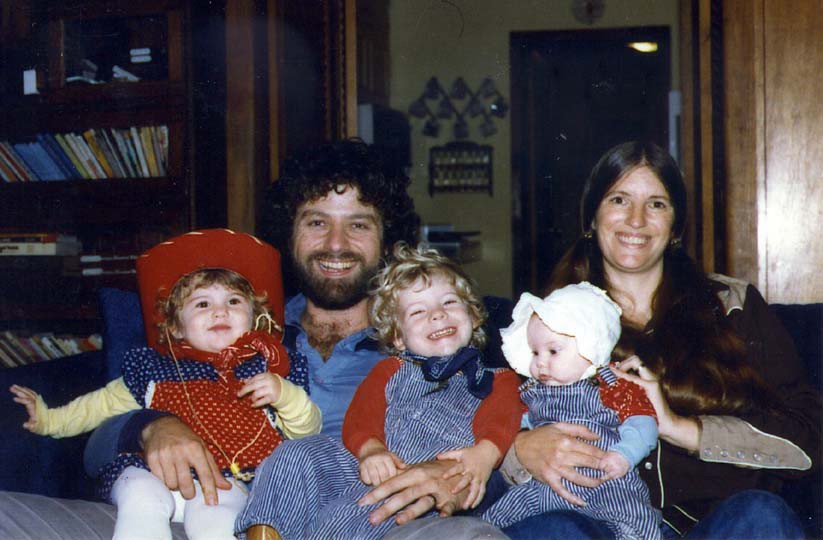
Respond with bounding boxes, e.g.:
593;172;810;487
175;283;253;353
392;274;474;357
526;314;592;385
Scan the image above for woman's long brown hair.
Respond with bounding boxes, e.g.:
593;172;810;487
547;141;777;415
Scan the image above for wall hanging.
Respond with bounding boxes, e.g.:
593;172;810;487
428;141;492;196
408;76;508;139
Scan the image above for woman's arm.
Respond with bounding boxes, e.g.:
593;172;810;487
727;285;821;474
500;422;607;507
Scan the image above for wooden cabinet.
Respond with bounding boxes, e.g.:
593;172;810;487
0;0;196;330
0;0;362;336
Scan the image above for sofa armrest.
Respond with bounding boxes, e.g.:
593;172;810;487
0;351;108;500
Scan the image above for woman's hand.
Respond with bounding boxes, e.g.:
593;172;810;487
613;355;700;452
357;459;468;525
514;423;606;506
142;416;231;504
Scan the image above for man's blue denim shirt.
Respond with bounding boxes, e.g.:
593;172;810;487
282;294;384;440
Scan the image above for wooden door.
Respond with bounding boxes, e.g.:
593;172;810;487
511;27;671;295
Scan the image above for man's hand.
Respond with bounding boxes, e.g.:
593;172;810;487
515;422;607;506
141;416;231;504
357;459;468;526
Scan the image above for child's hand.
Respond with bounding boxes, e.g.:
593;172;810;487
436;439;499;510
358;438;406;486
599;451;630;480
359;451;406;486
10;384;40;432
237;373;281;408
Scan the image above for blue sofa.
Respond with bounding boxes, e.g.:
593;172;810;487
0;300;820;538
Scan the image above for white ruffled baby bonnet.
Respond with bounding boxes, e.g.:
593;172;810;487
501;281;622;381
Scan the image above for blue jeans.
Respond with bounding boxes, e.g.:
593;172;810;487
83;410;141;477
502;490;805;540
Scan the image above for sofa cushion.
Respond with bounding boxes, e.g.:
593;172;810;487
0;491;186;539
97;287;146;381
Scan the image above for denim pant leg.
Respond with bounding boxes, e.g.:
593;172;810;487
684;490;805;540
234;434;359;539
83;410;141;477
502;509;615;540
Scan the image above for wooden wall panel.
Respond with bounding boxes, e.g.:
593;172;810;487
762;1;823;301
723;0;762;287
724;0;823;302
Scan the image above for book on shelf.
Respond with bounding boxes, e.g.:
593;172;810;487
149;126;163;175
0;332;104;365
140;126;159;177
16;141;63;181
0;142;29;181
0;126;168;182
1;331;40;364
110;128;137;177
0;233;82;256
54;133;91;179
10;143;44;180
93;129;125;178
0;151;17;182
67;132;105;179
0;232;70;243
156;125;169;174
99;129;128;178
37;133;81;180
0;339;23;367
130;126;151;177
82;130;115;178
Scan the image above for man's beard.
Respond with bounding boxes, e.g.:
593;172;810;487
293;251;380;310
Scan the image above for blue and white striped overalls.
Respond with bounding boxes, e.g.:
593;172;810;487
482;372;662;540
237;360;486;540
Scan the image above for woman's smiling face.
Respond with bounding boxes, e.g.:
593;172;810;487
594;165;675;280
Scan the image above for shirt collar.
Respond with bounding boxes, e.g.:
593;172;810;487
283;294;380;352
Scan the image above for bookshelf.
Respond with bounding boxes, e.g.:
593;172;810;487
0;0;197;337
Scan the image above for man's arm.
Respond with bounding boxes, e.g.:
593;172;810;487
84;409;231;504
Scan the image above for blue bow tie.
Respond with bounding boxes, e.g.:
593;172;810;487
401;346;494;399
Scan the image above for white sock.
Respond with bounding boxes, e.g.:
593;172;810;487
111;466;175;540
182;480;248;540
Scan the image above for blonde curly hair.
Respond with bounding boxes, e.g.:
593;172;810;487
369;242;486;354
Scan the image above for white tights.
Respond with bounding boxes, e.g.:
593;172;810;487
111;466;248;540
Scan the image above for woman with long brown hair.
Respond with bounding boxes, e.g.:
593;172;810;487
501;141;819;539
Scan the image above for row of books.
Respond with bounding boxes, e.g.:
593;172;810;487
0;125;168;182
0;330;103;368
0;232;82;256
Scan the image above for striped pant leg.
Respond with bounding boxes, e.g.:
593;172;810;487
577;474;662;540
309;482;409;540
235;434;359;539
482;481;562;530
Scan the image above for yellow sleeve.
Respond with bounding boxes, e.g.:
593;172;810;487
271;376;322;439
33;377;141;438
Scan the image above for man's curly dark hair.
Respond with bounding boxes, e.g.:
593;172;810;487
259;139;420;293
